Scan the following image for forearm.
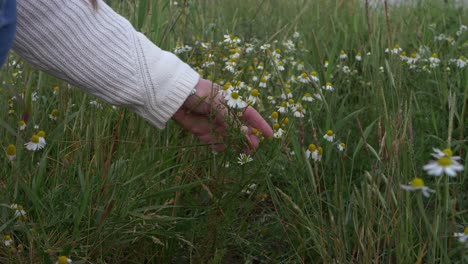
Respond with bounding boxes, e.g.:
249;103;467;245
13;0;199;128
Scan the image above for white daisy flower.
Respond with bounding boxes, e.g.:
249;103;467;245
56;256;72;264
323;130;335;142
296;62;304;71
6;144;16;161
12;204;26;218
355;52;362;61
337;142;346;152
276;60;285;71
273;124;284;139
49;109;59;121
37;131;47;149
237;153;253;165
260;44;271;51
221;82;233;97
272;49;282;60
305;144;318;160
278;102;288;113
322;82;334;91
400;177;435;197
226;92;247;109
342;65;351;74
281;89;293;99
247;89;260;105
302;93;313;102
309;71;319;82
224;34;241;45
259;77;268;88
407;52;420;65
339;50;347;60
3;235;13;247
273;128;284;139
298;72;310;83
17;120;26;130
451;56;467;68
257;62;264;70
25;135;43;151
241;183;257;195
293;104;305;118
454;227;468;243
268;112;278;124
423;152;464;177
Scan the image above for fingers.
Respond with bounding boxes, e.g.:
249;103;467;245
241;106;274;138
172;109;226;152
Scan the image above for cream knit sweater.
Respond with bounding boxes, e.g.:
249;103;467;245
13;0;200;129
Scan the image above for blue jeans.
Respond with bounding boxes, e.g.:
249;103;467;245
0;0;16;68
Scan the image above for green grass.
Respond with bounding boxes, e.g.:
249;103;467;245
0;0;467;263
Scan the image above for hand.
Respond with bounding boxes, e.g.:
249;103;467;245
172;78;273;152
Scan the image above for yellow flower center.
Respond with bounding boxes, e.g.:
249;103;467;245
31;135;40;144
278;61;284;66
464;227;468;235
318;147;323;155
273;123;280;130
6;144;16;156
442;148;453;157
437;157;452;167
250;89;259;97
326;130;334;136
4;235;11;240
326;82;332;86
394;44;400;49
432;53;438;58
53;86;59;92
18;120;25;126
282;117;289;125
288;99;294;105
311;71;317;76
340;50;346;55
37;131;46;138
231;92;239;99
411;177;425;188
411;52;417;58
275;49;281;54
51;109;59;117
261;77;267;83
340;143;346;148
308;144;316;151
285;88;291;94
301;73;307;78
357;52;362;56
248;66;254;71
401;51;407;56
223;82;231;90
280;102;287;107
252;128;259;135
58;256;69;264
271;112;278;119
304;93;312;98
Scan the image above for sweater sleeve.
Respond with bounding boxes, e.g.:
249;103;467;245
12;0;199;129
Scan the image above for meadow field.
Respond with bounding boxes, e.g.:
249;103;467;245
0;0;467;263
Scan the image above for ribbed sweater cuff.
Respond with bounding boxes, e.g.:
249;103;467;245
139;62;200;129
134;33;200;129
